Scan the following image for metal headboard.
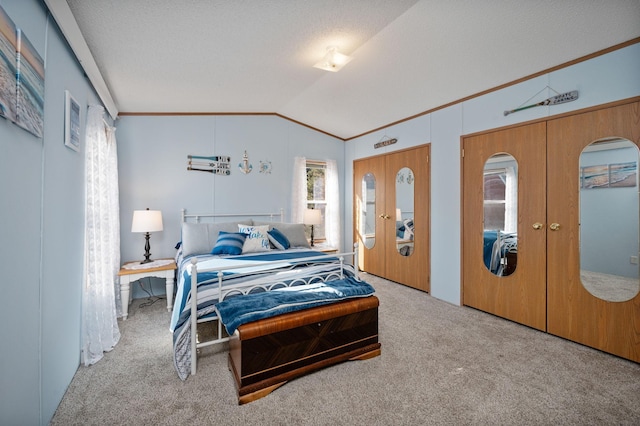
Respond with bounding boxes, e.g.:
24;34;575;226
181;208;285;223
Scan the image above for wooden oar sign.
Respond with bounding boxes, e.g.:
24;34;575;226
374;137;397;149
504;90;579;116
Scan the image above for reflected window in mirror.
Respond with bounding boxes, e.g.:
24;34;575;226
396;167;415;256
361;173;376;249
579;138;639;302
483;153;518;277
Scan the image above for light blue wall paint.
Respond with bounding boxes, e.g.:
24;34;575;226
580;146;639;278
1;1;638;422
116;115;344;298
345;42;640;306
0;0;107;424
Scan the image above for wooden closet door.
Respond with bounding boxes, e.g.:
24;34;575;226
384;146;430;291
462;123;547;331
547;102;640;362
354;156;386;278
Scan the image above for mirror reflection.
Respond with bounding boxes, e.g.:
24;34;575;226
483;153;518;277
361;173;376;249
395;167;415;256
579;138;639;302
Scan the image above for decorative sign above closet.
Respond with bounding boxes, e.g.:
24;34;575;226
504;88;579;116
187;155;231;175
374;136;397;149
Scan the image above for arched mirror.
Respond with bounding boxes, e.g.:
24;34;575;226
396;167;415;256
483;153;518;277
579;138;639;302
361;173;376;249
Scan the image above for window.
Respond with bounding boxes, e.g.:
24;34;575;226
483;169;507;230
483;165;517;233
306;161;326;241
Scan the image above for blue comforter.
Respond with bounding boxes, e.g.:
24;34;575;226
171;248;356;380
215;276;375;335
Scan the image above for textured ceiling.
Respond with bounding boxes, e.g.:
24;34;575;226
64;0;640;139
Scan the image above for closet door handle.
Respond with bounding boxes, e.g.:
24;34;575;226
532;222;543;230
549;223;561;231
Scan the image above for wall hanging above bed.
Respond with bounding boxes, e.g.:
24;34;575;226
187;154;231;175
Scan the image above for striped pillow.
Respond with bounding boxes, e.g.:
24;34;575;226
267;227;291;250
211;232;246;255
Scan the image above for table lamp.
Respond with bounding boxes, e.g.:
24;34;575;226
303;208;322;247
131;208;163;263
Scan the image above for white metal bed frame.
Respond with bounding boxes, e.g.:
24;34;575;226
179;209;359;375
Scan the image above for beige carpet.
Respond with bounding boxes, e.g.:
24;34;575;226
581;270;639;302
51;273;640;425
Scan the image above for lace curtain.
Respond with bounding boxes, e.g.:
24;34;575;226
82;105;121;366
291;156;307;223
325;159;340;248
504;166;517;234
291;156;341;248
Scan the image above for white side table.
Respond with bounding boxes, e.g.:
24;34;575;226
312;242;338;253
118;259;177;320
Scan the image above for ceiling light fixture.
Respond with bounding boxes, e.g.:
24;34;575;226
313;46;352;72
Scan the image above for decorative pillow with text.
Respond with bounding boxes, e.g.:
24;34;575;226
238;224;271;253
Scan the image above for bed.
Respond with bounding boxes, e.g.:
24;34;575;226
483;230;517;276
170;210;380;402
396;218;414;256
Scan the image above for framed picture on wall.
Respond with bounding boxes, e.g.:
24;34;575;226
64;90;81;152
0;6;18;122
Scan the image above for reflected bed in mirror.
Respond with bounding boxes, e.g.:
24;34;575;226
483;153;518;277
396;167;415;256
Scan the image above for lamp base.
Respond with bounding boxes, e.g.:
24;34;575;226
140;232;153;264
310;225;315;247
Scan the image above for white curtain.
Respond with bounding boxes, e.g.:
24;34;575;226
504;166;517;234
82;105;121;366
291;156;307;223
325;159;341;249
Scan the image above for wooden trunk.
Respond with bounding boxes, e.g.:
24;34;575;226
228;296;381;404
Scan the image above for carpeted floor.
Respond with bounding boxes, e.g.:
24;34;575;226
51;273;640;425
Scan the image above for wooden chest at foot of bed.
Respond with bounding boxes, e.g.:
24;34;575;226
228;296;381;404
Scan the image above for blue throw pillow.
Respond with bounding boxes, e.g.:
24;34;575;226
211;232;246;255
268;227;291;250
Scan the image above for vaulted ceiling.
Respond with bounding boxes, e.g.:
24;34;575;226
53;1;640;139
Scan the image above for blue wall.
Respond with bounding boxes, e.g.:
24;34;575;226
580;146;639;278
116;115;345;297
0;0;107;424
1;0;638;423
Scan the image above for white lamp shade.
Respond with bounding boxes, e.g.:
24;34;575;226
396;208;402;221
303;208;322;225
131;209;163;233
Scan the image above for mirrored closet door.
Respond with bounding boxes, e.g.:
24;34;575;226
462;100;640;363
354;144;430;292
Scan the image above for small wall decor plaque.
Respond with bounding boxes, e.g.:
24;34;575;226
187;155;231;175
238;150;253;174
259;160;272;174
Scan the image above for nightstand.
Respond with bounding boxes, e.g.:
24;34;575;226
312;242;338;253
118;259;177;320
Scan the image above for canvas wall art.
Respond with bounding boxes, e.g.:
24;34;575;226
0;6;17;122
16;28;44;138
